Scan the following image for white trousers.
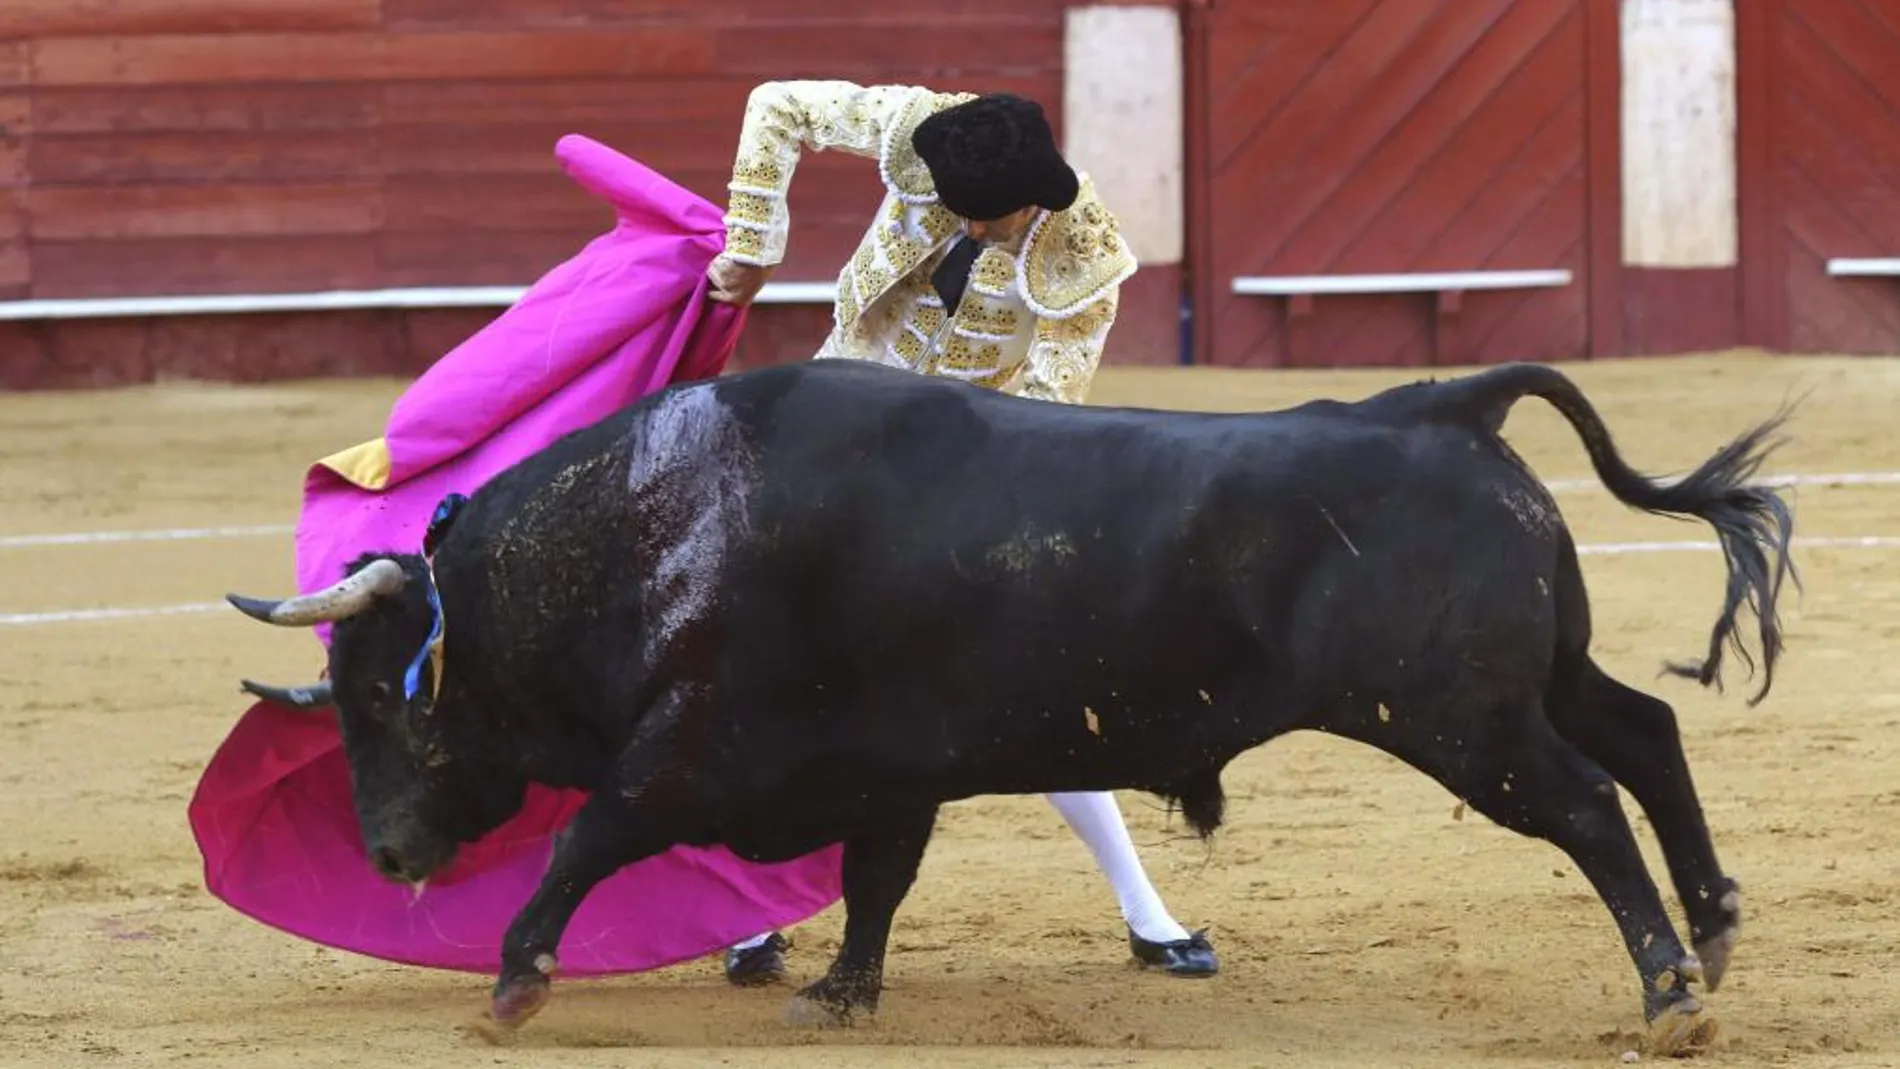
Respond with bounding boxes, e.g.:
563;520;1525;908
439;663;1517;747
730;789;1190;951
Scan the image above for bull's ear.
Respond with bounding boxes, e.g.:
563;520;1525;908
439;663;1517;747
240;678;335;711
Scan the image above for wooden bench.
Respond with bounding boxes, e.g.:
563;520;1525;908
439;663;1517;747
1229;269;1574;365
0;282;840;321
1825;258;1900;278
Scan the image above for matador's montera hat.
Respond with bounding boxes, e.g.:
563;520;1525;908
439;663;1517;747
911;93;1080;222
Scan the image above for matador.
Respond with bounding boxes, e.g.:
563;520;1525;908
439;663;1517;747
704;79;1221;987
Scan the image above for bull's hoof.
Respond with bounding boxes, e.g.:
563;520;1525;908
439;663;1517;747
1647;999;1721;1057
1692;927;1738;994
783;994;857;1030
1693;890;1742;992
783;978;877;1030
1643;960;1719;1058
471;981;550;1044
484;954;557;1034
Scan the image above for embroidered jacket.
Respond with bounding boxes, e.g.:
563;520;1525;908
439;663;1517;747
721;80;1137;405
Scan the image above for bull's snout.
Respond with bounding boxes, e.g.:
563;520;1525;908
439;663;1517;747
370;846;409;881
367;840;446;886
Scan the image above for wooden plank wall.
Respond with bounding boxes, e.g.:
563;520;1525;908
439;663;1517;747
4;0;1069;388
1191;0;1607;368
1737;0;1900;354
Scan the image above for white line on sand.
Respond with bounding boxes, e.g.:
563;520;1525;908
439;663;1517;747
0;601;230;626
0;524;293;548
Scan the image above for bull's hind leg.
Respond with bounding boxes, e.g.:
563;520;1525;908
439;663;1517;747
1547;658;1743;991
1341;704;1717;1056
785;806;940;1028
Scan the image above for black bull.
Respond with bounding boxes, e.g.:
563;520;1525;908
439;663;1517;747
228;359;1795;1054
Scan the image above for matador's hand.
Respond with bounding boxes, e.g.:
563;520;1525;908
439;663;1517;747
707;255;776;306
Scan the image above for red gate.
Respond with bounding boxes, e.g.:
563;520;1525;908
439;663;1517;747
1739;0;1900;353
1186;0;1621;367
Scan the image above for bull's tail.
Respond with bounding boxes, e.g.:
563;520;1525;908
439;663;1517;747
1428;363;1800;706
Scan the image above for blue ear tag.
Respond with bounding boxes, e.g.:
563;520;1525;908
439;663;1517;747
424;493;469;558
402;571;446;703
402;499;458;706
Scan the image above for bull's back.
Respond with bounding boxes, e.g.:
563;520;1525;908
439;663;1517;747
726;365;1557;702
688;364;1572;803
731;360;1509;567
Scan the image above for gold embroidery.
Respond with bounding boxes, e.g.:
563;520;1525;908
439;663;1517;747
941;333;1003;371
1034;342;1092;391
725;82;932;267
1013;285;1117;405
858;260;893;302
727;190;776;226
1021;176;1137;317
970;247;1016;296
742;82;916;165
834;268;862;326
891;327;928;365
731;153;784;193
1042;302;1106;343
871;205;935;281
725;226;765;261
716;83;1133;398
877;224;928;266
972;365;1021;391
919;205;960;243
830;97;876;143
956;299;1020;338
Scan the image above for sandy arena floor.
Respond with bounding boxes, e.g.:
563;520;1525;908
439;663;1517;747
3;350;1898;1069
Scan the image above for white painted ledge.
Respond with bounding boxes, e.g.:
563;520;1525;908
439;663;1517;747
1826;258;1900;277
0;282;839;321
1231;270;1574;296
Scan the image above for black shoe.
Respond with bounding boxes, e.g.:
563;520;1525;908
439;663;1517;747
724;932;790;987
1129;927;1219;977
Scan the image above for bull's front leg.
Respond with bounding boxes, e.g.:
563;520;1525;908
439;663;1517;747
485;685;705;1032
786;806;940;1028
485;788;664;1029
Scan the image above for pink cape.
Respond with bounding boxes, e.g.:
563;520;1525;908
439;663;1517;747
188;135;844;977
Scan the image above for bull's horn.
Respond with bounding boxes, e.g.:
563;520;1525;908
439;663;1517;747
240;678;335;710
227;558;408;626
